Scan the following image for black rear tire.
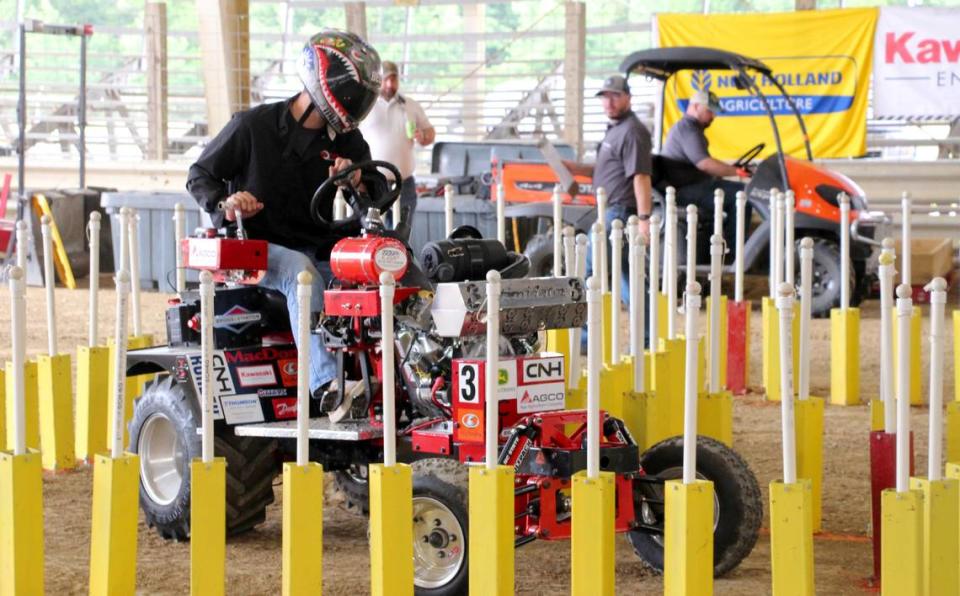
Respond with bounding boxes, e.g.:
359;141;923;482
333;464;370;515
793;237;855;318
628;436;762;577
128;376;279;541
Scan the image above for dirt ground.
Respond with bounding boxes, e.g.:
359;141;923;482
1;276;955;595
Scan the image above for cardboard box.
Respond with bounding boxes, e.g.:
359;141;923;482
894;238;954;285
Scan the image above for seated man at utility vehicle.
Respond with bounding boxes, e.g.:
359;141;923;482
661;89;750;244
186;29;381;419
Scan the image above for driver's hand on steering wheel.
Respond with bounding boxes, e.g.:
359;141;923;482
330;157;362;188
224;191;264;221
736;166;753;180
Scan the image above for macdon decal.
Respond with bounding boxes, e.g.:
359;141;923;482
225;347;298;364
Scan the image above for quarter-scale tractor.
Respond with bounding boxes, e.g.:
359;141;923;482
126;161;761;594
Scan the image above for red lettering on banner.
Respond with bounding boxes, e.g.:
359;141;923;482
886;32;915;63
885;31;960;64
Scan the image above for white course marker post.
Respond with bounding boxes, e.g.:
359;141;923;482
173;203;186;293
610;220;624;365
0;266;45;595
830;193;860;407
879;243;896;434
38;215;74;470
444;183;454;237
764;190;794;402
560;226;577;391
880;283;923;596
88;268;140;595
470;269;515;593
648;213;661;360
596;188;608;293
769;282;815;596
496;183;506;245
895;192;922;406
727;191;750;395
701;233;734;446
708;235;722;394
553;184;563;275
15;219;28;270
571;275;615;595
784;190;795;286
128;209;142;338
282;271;324;595
370;272;414;596
190;271;226;596
909;278;959;596
712;189;724;240
665;187;678;340
76;212;110;462
684;205;697;290
568;234;588;396
664;282;713;595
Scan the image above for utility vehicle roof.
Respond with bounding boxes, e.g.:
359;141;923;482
619;47;772;80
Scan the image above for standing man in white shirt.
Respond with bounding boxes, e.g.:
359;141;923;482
359;60;435;232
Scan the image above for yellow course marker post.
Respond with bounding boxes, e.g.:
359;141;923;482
283;271;324;596
191;271;225;596
0;369;5;450
469;466;514;594
664;282;714;596
36;214;75;471
88;454;140;596
1;266;45;596
881;281;923;596
571;275;615;596
770;283;815;595
699;235;733;447
796;238;825;531
829;205;863;374
77;211;110;463
908;277;959;596
371;272;414;596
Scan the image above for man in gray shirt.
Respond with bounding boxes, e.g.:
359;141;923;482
662;89;750;244
564;75;654;306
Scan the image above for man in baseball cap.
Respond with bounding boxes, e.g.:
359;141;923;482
660;87;749;249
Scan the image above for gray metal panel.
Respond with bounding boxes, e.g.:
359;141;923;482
101;192;208;289
408;195;499;256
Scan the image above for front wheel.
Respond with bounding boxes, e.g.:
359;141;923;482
628;436;762;577
411;458;469;596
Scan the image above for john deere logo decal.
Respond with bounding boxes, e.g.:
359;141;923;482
214;305;262;334
498;368;509;385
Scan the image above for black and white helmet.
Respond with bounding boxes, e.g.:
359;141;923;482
297;29;381;134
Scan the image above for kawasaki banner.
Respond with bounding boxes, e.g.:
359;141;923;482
874;7;960;117
655;8;878;159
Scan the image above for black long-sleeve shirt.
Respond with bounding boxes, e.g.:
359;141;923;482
186;95;371;259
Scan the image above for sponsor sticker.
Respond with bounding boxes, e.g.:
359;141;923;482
237;364;277;388
257;388;288;398
215;305;262;334
220;394;265;425
225;346;298;365
456;408;484;443
278;358;298;387
188;353;230;420
187;239;219;268
516;382;566;414
271;398;298;420
519;356;565;385
374;246;408;272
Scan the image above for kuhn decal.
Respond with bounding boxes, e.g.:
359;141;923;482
236;364;277;388
214;305;262;334
516;382;566;414
272;398;298;420
278;358;298;387
220;394;264;425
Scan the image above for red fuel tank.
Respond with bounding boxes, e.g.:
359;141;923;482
330;235;409;285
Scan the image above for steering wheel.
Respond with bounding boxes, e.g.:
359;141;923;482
310;160;403;230
733;142;765;170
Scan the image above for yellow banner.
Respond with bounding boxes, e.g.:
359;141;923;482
657;8;878;159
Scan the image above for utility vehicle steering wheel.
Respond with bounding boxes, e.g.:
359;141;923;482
310;160;403;230
733;143;765;170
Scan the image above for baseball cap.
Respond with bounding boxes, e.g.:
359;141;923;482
691;89;723;113
381;60;399;77
595;75;630;96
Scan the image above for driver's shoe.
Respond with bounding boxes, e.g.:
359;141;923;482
316;380;367;423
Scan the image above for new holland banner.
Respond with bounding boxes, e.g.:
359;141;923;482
656;8;878;159
874;7;960;117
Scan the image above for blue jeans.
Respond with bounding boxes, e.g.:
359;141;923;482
259;243;336;392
